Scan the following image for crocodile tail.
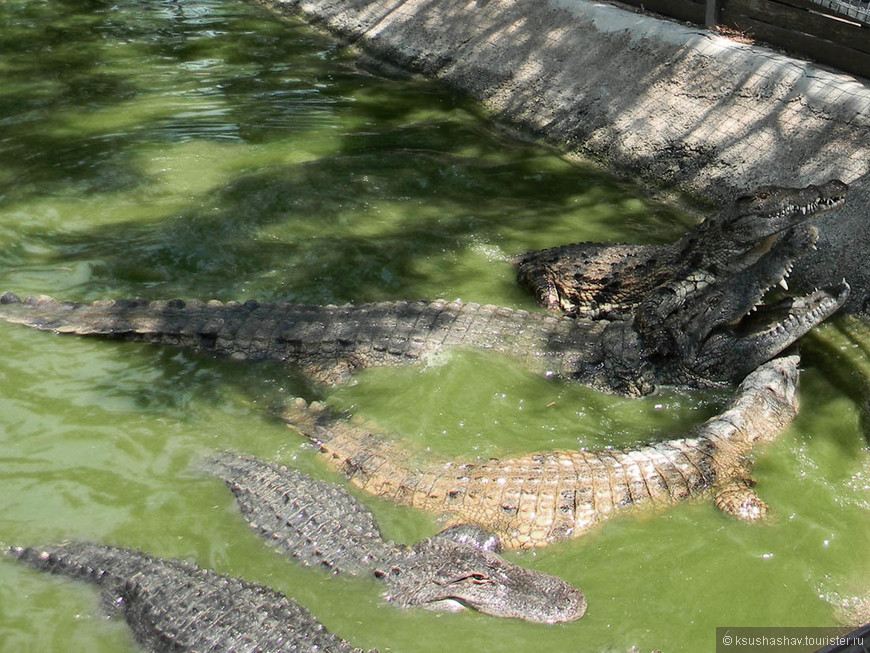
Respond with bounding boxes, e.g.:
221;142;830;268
689;352;799;469
206;453;394;574
0;292;436;384
9;543;369;653
282;398;440;510
10;541;157;590
0;292;596;385
0;292;268;350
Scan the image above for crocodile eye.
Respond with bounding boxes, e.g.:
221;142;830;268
457;573;490;584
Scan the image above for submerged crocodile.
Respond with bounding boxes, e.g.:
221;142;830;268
0;214;848;395
207;453;586;622
10;542;370;653
280;355;800;549
8;463;586;651
8;467;585;653
514;180;848;317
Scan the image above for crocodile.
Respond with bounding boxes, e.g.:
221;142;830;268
7;468;586;653
10;542;370;653
206;453;586;622
514;180;848;318
0;218;849;395
4;354;795;652
279;354;800;549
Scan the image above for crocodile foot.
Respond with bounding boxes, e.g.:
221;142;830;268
714;477;770;521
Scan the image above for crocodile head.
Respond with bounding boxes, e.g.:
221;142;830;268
691;282;849;386
682;179;848;275
633;222;849;390
380;524;587;623
514;180;848;317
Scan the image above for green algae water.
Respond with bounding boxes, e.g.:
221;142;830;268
0;1;868;651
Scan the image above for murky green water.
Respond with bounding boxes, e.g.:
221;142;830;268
0;1;868;651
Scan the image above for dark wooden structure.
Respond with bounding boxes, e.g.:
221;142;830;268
617;0;870;79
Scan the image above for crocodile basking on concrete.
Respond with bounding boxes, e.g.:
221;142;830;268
280;355;800;549
0;213;849;395
10;542;371;653
514;180;848;318
206;453;586;622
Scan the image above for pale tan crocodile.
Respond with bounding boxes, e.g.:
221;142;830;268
282;355;800;549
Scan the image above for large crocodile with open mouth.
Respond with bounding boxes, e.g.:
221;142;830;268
514;180;848;318
0;184;849;396
1;183;847;644
281;354;800;549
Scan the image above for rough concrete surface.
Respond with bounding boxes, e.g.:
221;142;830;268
256;0;870;312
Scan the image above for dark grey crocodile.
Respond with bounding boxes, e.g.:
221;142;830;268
7;461;585;653
280;355;800;549
514;180;848;318
10;542;370;653
0;217;848;395
206;453;586;622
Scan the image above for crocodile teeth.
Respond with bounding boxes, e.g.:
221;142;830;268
779;277;789;291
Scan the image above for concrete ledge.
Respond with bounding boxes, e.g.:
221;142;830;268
257;0;870;312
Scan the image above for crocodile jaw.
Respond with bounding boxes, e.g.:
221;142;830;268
725;179;848;246
696;282;850;384
681;223;820;345
737;283;850;352
384;538;588;623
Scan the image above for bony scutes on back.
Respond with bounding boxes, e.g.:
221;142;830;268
8;456;586;653
206;453;588;624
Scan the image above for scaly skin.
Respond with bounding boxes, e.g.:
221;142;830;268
207;454;586;622
281;355;800;549
0;269;847;396
0;295;612;386
514;180;848;317
8;464;586;653
0;182;850;395
9;542;368;653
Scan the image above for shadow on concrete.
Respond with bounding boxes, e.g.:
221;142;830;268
265;0;870;309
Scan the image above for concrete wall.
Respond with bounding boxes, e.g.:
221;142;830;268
258;0;870;312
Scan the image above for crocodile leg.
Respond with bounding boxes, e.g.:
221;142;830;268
714;476;769;521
